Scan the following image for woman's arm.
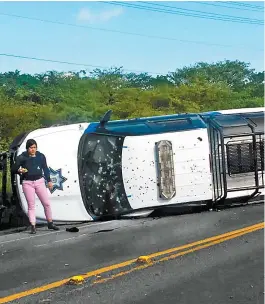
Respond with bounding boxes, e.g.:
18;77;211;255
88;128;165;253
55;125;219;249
11;155;23;174
41;154;51;182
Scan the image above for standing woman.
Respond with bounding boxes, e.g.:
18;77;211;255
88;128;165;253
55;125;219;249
12;139;59;234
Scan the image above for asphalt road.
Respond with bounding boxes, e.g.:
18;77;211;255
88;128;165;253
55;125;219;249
0;203;264;304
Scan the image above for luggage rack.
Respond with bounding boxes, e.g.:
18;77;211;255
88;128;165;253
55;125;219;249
207;113;264;205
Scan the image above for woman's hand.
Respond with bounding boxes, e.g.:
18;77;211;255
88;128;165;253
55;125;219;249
18;168;28;174
47;182;53;191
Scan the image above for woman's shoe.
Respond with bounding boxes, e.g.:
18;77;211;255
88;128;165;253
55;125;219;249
30;225;36;234
48;222;59;231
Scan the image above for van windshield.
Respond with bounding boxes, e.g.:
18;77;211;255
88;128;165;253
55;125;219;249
78;134;131;217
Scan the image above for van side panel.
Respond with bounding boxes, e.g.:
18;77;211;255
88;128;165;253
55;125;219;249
122;129;212;210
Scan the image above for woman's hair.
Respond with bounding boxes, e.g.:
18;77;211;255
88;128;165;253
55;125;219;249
26;139;37;150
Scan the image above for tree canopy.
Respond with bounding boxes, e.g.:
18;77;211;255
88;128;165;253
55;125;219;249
0;60;264;151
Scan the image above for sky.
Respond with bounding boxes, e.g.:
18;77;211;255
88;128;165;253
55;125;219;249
0;0;264;76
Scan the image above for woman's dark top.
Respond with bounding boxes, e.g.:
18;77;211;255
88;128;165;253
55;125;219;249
12;151;51;182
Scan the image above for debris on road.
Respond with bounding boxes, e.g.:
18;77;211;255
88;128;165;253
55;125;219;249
67;276;84;285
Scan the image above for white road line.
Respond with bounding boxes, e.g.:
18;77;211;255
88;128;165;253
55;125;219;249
0;231;60;245
0;221;113;245
34;233;88;247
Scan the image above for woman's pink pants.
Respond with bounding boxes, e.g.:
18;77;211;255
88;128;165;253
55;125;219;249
22;178;52;224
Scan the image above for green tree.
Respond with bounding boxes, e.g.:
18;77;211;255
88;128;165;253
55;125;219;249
169;60;257;92
0;60;263;151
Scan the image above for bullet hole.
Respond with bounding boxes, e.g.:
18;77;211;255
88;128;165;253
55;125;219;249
197;137;203;141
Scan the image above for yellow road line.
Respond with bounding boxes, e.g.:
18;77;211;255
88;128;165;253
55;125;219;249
93;224;264;284
159;225;263;262
0;222;263;304
147;221;264;259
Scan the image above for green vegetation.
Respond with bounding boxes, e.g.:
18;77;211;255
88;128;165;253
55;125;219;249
0;60;264;151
